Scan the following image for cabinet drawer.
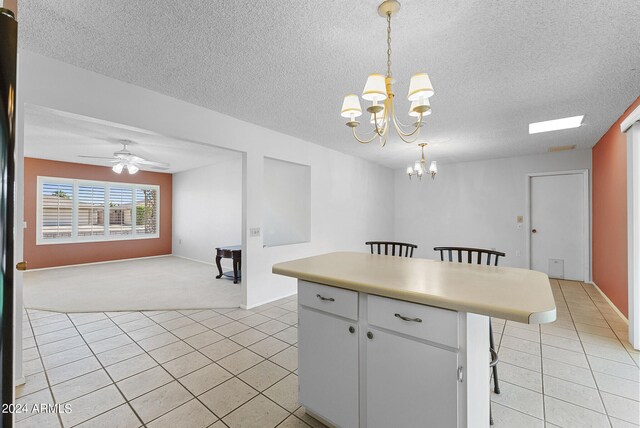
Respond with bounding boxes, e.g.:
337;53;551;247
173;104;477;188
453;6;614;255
367;295;458;348
298;281;358;321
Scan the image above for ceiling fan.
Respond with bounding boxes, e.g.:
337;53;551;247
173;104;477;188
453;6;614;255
79;139;170;174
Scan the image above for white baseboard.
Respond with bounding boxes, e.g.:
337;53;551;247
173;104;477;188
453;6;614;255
171;254;215;266
244;292;296;310
588;281;629;324
24;254;173;272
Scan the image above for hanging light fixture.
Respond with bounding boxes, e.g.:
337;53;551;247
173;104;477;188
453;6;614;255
340;0;434;147
112;162;139;175
407;143;437;180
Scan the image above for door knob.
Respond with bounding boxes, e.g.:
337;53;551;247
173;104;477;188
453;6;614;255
16;261;27;271
531;229;537;234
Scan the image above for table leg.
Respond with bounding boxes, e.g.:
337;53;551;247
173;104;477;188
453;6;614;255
233;258;239;284
215;255;223;279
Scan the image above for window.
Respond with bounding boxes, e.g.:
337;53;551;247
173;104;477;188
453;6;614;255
37;177;160;244
41;182;74;239
109;187;133;236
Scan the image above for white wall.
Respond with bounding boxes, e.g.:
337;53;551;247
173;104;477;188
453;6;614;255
17;50;395;310
172;156;243;266
394;150;592;270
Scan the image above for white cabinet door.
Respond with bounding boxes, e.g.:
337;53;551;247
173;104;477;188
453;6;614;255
298;306;359;428
366;328;459;428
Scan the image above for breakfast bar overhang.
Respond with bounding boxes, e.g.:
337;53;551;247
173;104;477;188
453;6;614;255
273;252;557;428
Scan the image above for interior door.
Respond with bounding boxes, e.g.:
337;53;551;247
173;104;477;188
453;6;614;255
0;7;18;428
530;173;586;281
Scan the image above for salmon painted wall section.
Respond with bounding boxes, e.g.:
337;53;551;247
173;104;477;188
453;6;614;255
24;157;172;269
592;97;640;318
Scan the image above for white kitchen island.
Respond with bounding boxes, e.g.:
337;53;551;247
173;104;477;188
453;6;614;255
273;252;556;428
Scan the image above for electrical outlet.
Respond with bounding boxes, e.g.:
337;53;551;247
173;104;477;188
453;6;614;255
250;227;261;237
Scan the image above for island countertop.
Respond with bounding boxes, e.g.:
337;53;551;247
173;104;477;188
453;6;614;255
273;252;556;324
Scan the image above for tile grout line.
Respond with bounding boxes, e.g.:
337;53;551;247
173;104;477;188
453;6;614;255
21;309;66;428
109;304;300;425
579;281;640;369
539;282;547;425
132;306;304;426
25;302;304;425
62;311;147;428
556;280;614;428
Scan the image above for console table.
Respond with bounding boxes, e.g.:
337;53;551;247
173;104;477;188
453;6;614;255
215;245;241;284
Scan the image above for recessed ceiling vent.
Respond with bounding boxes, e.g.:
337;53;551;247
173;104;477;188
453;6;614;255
548;145;576;153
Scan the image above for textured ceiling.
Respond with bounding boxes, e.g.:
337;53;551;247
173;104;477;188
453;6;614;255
18;1;640;168
25;105;241;173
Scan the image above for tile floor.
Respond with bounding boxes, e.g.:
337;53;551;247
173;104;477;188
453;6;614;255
15;279;640;427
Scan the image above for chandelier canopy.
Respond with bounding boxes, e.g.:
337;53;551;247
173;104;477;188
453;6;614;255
340;0;434;147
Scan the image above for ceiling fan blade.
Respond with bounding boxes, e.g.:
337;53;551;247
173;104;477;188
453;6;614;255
78;155;118;160
135;159;170;167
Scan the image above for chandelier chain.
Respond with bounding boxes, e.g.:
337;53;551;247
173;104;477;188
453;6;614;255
386;12;392;78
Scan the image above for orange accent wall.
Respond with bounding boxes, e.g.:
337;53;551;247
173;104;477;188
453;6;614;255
24;158;172;269
592;97;640;318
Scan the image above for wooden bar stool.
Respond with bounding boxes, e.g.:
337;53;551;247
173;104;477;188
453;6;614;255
365;241;417;257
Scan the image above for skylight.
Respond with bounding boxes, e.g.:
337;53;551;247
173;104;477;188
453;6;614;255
529;115;584;134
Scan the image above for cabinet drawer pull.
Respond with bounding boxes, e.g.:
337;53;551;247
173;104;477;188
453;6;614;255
316;294;335;302
394;313;422;323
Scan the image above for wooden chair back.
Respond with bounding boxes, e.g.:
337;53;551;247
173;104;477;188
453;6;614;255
366;241;417;258
433;246;505;266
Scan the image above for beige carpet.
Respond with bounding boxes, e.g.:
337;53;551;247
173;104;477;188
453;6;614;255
23;256;241;312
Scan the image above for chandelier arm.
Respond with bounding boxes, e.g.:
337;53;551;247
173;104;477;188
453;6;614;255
392;109;422;129
395;128;422;144
389;102;423;139
352;126;381;144
391;111;423;135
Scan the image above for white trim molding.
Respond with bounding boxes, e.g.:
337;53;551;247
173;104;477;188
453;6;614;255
525;170;591;282
620;104;640;133
588;281;629;325
626;122;640;350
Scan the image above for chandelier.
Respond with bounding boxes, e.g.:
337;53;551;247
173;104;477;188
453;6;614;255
340;0;434;146
407;143;437;180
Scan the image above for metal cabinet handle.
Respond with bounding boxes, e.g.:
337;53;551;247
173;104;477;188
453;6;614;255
316;294;335;302
349;326;355;334
395;313;422;323
367;331;374;339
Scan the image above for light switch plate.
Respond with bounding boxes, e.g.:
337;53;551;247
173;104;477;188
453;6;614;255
249;227;261;237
